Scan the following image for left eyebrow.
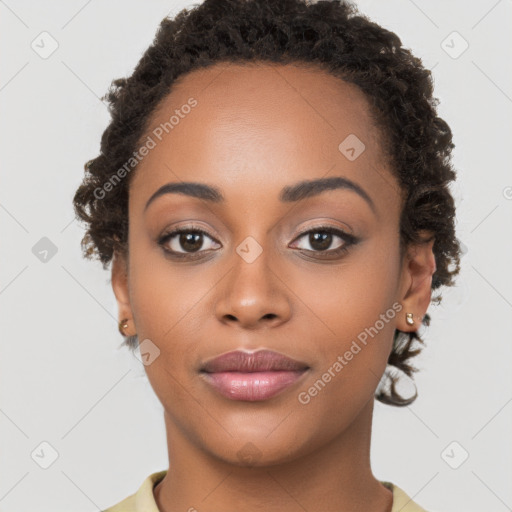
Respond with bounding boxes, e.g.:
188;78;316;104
144;176;376;215
280;176;376;214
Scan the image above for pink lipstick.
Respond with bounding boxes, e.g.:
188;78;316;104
199;349;309;401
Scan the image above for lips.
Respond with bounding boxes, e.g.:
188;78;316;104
199;349;310;401
200;349;309;373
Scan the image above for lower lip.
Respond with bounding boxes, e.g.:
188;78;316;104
200;370;308;401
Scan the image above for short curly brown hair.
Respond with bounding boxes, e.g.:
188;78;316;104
73;0;461;406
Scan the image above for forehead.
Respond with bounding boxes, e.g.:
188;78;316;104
131;62;399;213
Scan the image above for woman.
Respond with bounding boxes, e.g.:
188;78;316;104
73;0;461;510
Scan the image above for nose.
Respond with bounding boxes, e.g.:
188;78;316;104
214;246;292;330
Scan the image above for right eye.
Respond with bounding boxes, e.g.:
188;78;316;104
157;226;221;257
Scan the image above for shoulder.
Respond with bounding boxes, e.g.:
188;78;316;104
380;480;431;512
101;470;167;512
102;473;435;512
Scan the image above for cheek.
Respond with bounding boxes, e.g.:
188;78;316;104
287;236;401;395
290;232;401;337
126;241;220;401
128;240;208;340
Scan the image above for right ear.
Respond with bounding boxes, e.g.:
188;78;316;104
111;251;135;336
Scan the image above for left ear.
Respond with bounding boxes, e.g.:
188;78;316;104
397;232;437;332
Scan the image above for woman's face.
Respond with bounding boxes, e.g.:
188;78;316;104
113;62;434;465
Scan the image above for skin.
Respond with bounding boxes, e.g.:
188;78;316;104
111;62;436;512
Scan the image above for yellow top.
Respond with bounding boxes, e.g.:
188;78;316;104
102;470;429;512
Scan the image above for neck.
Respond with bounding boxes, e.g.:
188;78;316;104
154;397;392;512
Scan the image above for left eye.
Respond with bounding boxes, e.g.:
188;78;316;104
290;226;353;253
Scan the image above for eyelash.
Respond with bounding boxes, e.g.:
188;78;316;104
157;224;359;261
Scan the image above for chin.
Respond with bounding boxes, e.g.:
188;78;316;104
205;434;313;469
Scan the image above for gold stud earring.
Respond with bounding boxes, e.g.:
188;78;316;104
405;312;414;326
118;318;130;336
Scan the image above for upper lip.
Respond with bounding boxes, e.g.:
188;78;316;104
200;349;310;373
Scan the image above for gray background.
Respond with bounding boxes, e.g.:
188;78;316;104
1;1;511;511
